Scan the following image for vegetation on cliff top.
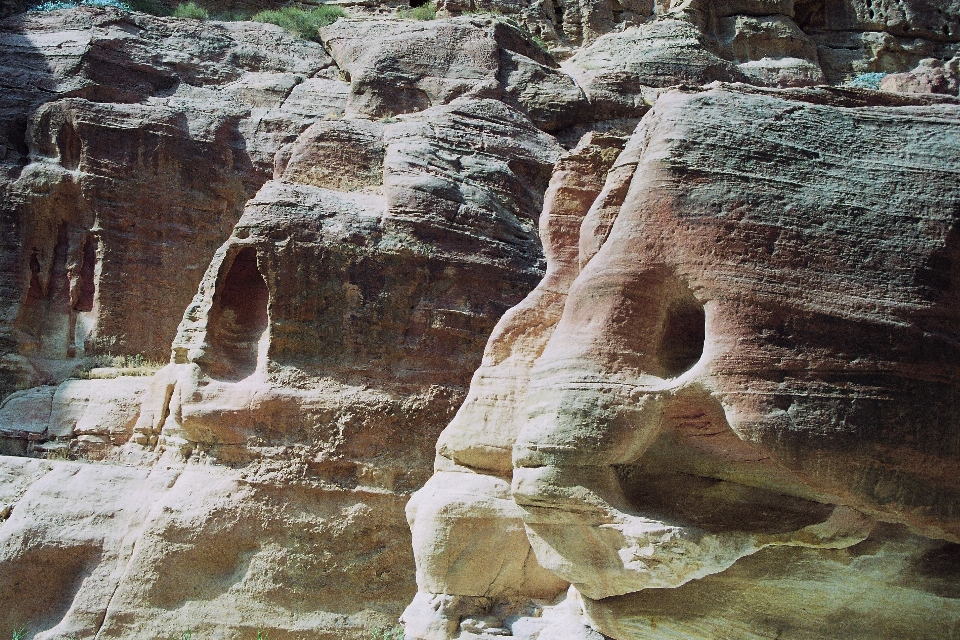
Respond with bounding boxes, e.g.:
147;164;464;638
399;0;436;20
27;0;349;37
250;5;347;40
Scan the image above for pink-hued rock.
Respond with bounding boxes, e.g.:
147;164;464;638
880;57;960;94
3;3;960;639
406;84;960;639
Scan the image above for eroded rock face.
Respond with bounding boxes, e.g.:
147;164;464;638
319;16;591;130
407;85;960;638
3;1;960;638
0;7;342;397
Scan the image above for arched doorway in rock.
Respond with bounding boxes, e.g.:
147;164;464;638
204;247;269;381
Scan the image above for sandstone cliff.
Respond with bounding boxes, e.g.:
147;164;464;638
0;1;958;638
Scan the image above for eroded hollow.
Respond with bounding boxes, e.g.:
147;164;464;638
57;120;81;170
206;247;269;381
656;284;705;378
73;234;96;314
20;223;74;357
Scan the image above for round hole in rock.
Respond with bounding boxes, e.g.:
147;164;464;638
206;247;269;381
656;285;705;378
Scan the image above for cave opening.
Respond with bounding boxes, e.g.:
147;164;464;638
206;247;269;381
21;225;99;359
656;286;705;378
793;0;825;31
67;233;98;357
410;0;428;7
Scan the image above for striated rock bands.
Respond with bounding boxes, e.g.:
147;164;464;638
408;84;960;639
0;1;959;639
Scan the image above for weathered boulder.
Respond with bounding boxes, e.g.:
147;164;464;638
406;84;960;638
319;16;592;130
578;523;960;640
0;454;419;639
4;3;960;639
715;14;825;86
435;0;656;49
880;55;960;92
563;19;747;113
0;96;558;637
404;131;625;636
798;0;960;82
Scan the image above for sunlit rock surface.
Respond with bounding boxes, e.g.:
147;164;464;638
1;1;960;638
408;84;960;639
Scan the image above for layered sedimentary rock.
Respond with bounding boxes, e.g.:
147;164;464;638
1;1;960;638
0;7;344;398
407;84;960;639
0;7;570;634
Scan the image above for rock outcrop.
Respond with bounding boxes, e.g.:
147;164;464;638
1;8;565;637
1;1;960;638
407;84;960;639
0;7;344;399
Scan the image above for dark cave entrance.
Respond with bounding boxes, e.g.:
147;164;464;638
206;247;269;380
656;284;705;378
793;0;825;30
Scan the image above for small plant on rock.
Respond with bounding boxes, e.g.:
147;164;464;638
11;626;27;640
173;1;208;19
45;445;71;461
371;626;404;640
251;5;346;41
399;1;436;20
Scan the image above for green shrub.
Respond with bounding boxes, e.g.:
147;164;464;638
490;15;547;53
399;1;435;20
173;1;208;19
371;627;404;640
45;445;71;460
250;5;346;41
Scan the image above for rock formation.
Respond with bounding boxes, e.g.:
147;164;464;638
407;83;960;638
0;0;959;638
